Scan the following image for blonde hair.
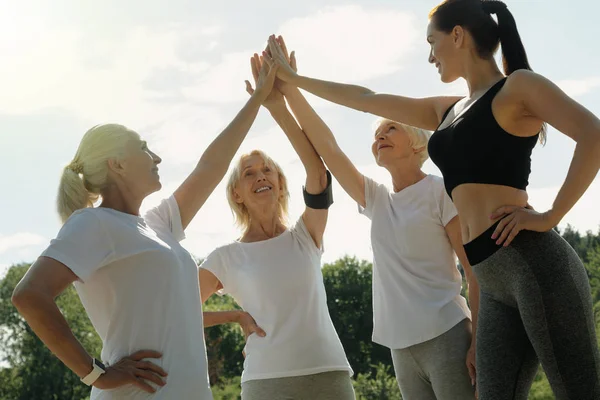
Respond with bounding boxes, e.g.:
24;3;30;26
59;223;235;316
57;124;139;223
373;118;432;167
226;150;290;234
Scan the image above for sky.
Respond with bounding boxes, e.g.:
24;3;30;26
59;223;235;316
1;0;600;275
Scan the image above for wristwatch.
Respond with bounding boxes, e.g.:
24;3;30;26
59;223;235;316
81;358;106;386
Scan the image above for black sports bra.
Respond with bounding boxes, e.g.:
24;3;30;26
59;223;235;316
428;78;539;199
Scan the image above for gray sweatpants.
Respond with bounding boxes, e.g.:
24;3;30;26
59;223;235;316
469;227;600;399
391;318;476;400
241;370;355;400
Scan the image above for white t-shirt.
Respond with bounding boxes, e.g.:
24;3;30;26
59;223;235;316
200;217;353;383
41;196;213;400
359;174;471;349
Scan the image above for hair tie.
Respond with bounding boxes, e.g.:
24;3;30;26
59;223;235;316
68;162;84;174
482;0;507;14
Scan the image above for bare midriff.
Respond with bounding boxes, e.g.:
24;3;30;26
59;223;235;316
451;183;529;244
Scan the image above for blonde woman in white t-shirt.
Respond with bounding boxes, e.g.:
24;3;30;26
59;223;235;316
266;35;477;400
10;57;280;399
199;54;354;400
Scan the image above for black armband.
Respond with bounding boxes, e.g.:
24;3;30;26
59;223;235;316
303;170;334;209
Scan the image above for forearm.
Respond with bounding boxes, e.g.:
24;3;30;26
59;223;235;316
292;75;374;113
467;277;480;346
550;135;600;222
280;87;339;194
13;292;94;378
283;88;341;158
203;311;242;328
268;103;326;193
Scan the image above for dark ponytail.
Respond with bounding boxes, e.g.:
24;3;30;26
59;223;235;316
481;1;531;75
429;0;531;76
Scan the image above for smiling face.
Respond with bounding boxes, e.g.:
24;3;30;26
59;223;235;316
235;153;282;208
426;20;464;83
226;150;290;231
371;121;415;167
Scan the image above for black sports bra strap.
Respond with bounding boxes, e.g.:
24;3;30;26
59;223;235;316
487;77;507;97
435;78;507;132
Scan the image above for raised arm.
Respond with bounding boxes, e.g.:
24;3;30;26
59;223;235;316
173;58;279;230
271;107;329;248
246;52;328;248
268;36;367;208
267;35;460;131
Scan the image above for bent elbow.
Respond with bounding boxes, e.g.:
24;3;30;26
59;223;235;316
11;284;29;311
11;283;40;312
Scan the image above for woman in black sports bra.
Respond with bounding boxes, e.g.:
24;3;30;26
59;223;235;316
266;1;600;399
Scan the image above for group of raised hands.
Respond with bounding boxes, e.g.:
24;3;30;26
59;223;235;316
244;35;300;110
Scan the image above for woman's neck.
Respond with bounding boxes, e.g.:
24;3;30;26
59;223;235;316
99;184;142;216
242;208;286;242
463;56;505;97
386;162;427;193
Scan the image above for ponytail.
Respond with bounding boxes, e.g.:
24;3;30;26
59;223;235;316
56;124;138;223
57;163;98;223
481;1;531;75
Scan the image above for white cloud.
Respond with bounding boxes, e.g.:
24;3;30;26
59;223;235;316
556;77;600;97
182;50;256;104
181;5;420;107
0;25;214;127
0;233;46;255
278;5;419;83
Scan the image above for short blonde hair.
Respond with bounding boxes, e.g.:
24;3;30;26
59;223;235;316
226;150;290;234
373;118;432;167
57;124;139;223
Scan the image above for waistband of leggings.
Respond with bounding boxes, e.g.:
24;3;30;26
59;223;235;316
463;219;503;266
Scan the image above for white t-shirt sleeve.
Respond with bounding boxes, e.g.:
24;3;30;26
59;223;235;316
436;178;458;227
40;211;115;282
291;216;323;256
199;248;230;295
144;195;186;242
358;175;387;219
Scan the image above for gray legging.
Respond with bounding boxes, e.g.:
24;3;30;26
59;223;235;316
391;318;476;400
241;370;355;400
465;223;600;400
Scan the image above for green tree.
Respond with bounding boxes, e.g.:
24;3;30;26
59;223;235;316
558;224;600;263
586;244;600;304
353;363;402;400
210;376;242;400
0;263;101;400
528;368;553;400
203;295;246;386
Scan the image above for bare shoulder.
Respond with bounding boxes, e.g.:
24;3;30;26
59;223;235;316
495;70;549;136
502;70;556;102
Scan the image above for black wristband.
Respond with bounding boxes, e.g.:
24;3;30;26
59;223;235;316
303;170;333;209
